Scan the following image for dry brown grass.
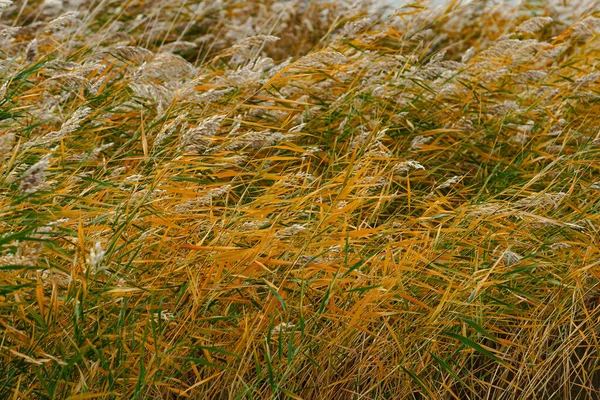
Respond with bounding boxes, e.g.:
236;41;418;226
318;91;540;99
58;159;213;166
2;0;600;398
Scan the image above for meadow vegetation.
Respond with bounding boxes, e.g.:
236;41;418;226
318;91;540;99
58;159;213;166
2;0;600;398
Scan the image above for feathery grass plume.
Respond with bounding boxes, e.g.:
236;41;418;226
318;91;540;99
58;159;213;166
44;10;80;33
25;38;38;62
573;72;600;88
231;35;280;51
179;114;224;153
487;99;520;116
130;188;166;205
159;40;197;53
69;142;114;162
173;184;231;213
461;46;477;62
571;16;600;40
410;135;432;150
154;113;188;148
26;106;91;148
516;69;548;83
270;322;295;336
435;175;462;190
501;249;522;266
143;52;196;80
121;174;144;185
195;87;234;103
129;82;172;106
223;130;291;151
516;16;553;34
238;218;270;232
393;160;425;174
226;35;280;60
294;50;347;68
19;154;51;193
350;126;385;148
152;310;175;322
409;28;435;43
43;73;91;89
86;241;106;275
112;45;154;63
340;17;372;39
56;106;91;134
277;223;306;238
223;64;263;87
88;76;105;95
516;192;568;209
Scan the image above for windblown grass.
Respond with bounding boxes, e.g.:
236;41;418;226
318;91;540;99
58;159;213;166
2;0;600;398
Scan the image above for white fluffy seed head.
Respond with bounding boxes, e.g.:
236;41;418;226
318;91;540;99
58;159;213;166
87;241;107;275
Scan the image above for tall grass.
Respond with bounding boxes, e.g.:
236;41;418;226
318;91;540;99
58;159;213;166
2;0;600;398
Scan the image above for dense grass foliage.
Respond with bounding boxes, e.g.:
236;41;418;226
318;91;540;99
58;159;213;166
2;0;600;398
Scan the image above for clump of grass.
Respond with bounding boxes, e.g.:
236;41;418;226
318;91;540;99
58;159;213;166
2;0;600;398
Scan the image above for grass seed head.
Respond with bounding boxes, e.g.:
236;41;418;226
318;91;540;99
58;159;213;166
19;154;51;194
516;16;553;34
25;38;38;62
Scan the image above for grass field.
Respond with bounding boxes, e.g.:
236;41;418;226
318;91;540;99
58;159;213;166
2;0;600;398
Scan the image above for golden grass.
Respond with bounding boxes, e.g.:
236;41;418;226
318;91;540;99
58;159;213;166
2;0;600;398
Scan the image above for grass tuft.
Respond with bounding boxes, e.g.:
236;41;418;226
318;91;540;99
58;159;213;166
2;0;600;398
